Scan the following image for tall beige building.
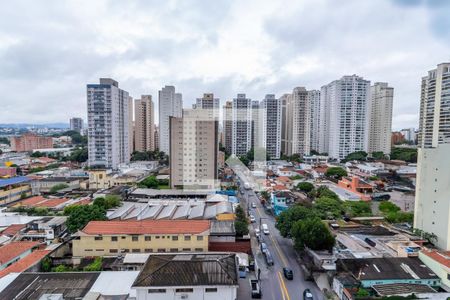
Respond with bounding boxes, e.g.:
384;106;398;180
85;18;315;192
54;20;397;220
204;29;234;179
170;109;218;189
291;87;311;156
128;96;134;154
368;83;394;155
280;93;292;155
223;101;233;154
415;62;450;250
134;95;155;152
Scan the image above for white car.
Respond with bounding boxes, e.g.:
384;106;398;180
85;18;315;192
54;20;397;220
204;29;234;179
249;215;256;223
262;224;269;235
255;228;261;238
251;202;256;208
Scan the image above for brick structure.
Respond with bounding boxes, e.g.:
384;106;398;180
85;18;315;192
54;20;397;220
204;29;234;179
10;133;53;152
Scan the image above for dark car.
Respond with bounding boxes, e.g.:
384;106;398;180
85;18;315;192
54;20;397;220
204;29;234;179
260;242;268;253
283;267;293;280
303;288;314;300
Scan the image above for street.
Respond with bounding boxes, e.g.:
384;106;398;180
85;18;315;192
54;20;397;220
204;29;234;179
238;187;325;300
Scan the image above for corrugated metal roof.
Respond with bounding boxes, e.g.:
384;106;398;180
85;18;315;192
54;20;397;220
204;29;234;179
0;176;30;188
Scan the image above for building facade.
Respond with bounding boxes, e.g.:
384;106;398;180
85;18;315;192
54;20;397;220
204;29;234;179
69;117;83;132
10;133;53;152
260;94;281;159
170;109;218;189
321;75;371;160
415;62;450;250
400;127;416;143
232;94;252;156
280;93;293;156
134;95;155;152
87;78;131;169
309;90;321;153
73;220;210;257
223;101;233;155
159;86;182;154
291;87;311;157
368;82;394;155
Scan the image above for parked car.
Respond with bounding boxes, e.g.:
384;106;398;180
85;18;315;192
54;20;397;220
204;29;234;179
303;289;314;300
252;202;257;208
262;224;269;235
250;279;262;298
250;214;256;223
255;228;261;239
260;242;268;253
264;251;274;266
283;267;293;280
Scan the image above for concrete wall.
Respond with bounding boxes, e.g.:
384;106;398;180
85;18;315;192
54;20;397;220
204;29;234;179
135;285;238;300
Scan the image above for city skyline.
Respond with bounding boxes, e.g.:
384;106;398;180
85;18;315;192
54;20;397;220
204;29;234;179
1;0;449;130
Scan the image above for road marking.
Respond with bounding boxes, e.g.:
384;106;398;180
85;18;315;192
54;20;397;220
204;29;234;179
277;271;291;300
271;234;288;266
276;271;287;300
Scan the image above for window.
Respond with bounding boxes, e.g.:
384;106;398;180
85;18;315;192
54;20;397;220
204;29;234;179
132;249;141;253
155;236;160;239
111;236;118;242
182;248;191;251
110;249;118;253
197;236;203;241
176;288;193;293
184;235;191;241
85;249;93;252
205;288;217;293
172;236;178;241
132;235;139;242
145;236;151;241
121;236;126;239
148;289;166;293
157;248;166;252
195;248;203;252
94;236;103;241
170;248;178;252
144;248;153;253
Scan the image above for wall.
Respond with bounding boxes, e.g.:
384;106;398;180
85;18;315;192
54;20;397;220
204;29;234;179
135;285;238;300
73;233;209;257
0;185;31;205
419;252;450;291
361;278;440;288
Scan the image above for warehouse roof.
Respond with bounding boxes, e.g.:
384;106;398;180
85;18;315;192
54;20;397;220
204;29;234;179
0;176;30;188
80;220;210;235
132;253;238;287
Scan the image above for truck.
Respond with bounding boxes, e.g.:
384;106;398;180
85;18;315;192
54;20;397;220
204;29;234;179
262;224;269;235
250;279;262;298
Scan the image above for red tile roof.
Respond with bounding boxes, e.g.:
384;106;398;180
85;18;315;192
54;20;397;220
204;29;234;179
422;250;450;268
14;196;69;208
0;249;51;278
16;196;46;206
0;241;40;265
1;224;26;237
81;220;211;235
277;176;292;182
273;185;289;191
34;198;68;208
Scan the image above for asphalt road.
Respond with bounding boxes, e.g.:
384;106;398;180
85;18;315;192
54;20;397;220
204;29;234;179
239;187;325;300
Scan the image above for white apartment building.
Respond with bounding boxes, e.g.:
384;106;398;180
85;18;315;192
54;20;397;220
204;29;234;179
159;86;182;154
309;90;321;153
368;82;394;155
260;94;281;159
321;75;371;160
87;78;131;169
291;87;311;156
194;93;219;110
232;94;252;156
69;117;83;132
280;93;292;156
251;100;260;150
134;95;155;152
414;62;450;250
170;108;218;189
223;101;233;155
128;96;134;155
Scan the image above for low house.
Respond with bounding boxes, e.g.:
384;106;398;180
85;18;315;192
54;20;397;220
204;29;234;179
30;176;81;194
132;253;239;300
0;176;32;206
336;257;440;295
73;220;211;257
0;241;40;270
419;249;450;291
303;155;329;165
271;191;297;216
20;216;67;241
337;176;373;201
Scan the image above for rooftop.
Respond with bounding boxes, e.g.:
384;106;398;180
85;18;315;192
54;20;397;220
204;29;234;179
337;257;439;281
0;250;51;278
0;241;40;265
132;253;238;287
421;249;450;268
80;220;210;235
0;176;30;188
0;272;100;300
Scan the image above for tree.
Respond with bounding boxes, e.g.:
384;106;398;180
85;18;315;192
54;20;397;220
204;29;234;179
343;201;372;217
297;182;314;193
276;205;318;237
325;167;347;180
84;257;103;271
371;151;385;160
68;147;88;162
65;205;107;233
390;147;417;163
235;220;249;236
291;218;335;251
31;151;44;158
343;151;368;162
0;137;10;145
53;265;72;272
314;197;343;220
315;186;340;201
379;201;401;213
139;176;159;188
40;256;52;272
50;183;69;194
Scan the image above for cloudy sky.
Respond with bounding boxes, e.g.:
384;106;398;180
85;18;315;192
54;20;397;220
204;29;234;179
0;0;448;130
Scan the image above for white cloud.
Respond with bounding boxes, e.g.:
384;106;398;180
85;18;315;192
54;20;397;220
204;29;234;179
0;0;448;130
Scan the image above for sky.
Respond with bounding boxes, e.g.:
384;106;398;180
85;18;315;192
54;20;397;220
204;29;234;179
0;0;449;130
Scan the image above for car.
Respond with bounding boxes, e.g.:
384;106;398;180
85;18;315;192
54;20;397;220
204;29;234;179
264;251;274;266
255;228;261;238
250;215;256;223
260;242;268;253
262;224;269;235
283;267;293;280
303;289;314;300
252;202;256;208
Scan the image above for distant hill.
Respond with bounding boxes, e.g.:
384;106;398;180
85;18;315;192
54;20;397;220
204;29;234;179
0;123;69;129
